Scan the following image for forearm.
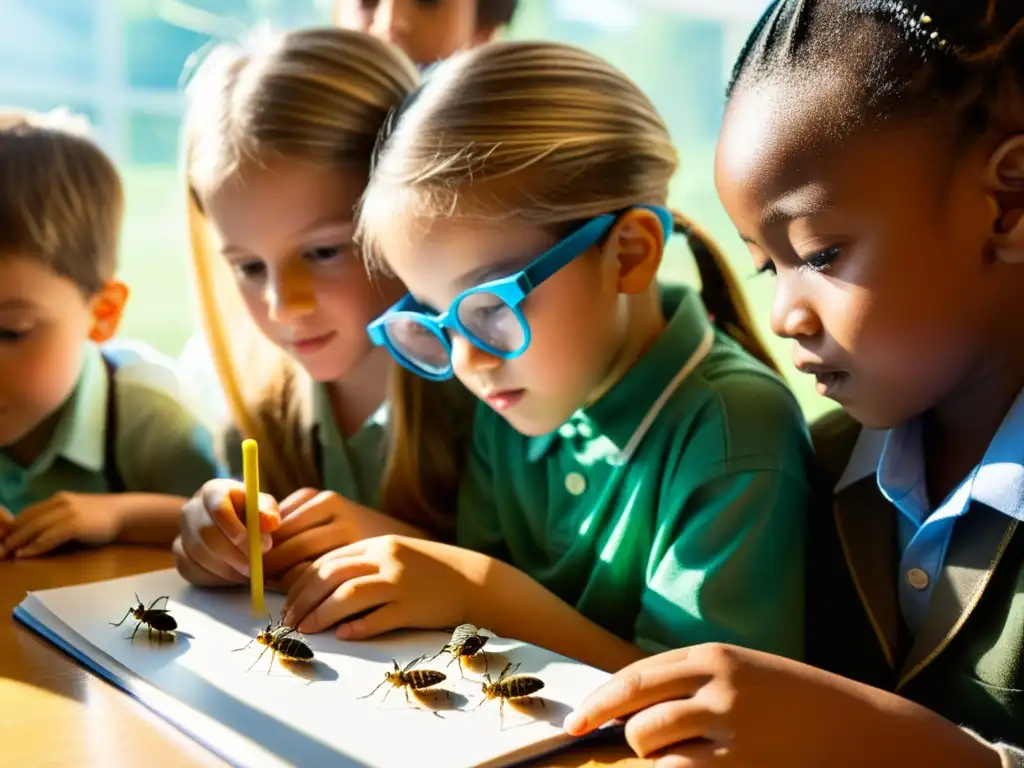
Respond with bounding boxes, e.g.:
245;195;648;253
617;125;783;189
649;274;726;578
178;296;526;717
469;556;646;672
116;494;187;547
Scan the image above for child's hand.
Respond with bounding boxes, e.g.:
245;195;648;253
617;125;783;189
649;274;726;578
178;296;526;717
174;479;281;587
280;535;490;638
0;506;14;540
262;491;427;577
563;644;1004;768
0;493;123;557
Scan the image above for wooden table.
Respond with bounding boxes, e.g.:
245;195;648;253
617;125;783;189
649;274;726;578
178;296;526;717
0;546;647;767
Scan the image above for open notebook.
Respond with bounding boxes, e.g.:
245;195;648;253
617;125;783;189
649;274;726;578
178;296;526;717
13;568;621;768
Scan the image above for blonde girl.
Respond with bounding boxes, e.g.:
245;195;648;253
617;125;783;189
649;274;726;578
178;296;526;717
172;28;472;590
280;41;815;674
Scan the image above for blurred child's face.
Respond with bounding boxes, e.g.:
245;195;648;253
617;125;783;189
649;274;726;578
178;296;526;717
335;0;490;67
715;76;1015;430
380;221;630;436
205;159;404;385
0;258;100;459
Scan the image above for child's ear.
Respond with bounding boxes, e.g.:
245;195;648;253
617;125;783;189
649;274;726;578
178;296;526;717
985;133;1024;264
605;208;665;294
88;280;129;343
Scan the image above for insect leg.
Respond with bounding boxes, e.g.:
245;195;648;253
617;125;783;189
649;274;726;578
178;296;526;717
130;620;142;642
266;647;277;675
246;644;271;672
148;595;170;611
110;608;132;628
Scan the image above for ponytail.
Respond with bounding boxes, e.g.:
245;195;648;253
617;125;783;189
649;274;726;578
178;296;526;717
670;209;779;373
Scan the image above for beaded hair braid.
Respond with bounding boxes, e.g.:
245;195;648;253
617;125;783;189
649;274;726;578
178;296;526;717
727;0;1024;138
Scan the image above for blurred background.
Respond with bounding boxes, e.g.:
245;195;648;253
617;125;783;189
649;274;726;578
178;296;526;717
0;0;832;418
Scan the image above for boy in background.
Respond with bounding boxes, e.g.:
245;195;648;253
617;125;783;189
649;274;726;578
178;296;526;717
0;109;223;558
333;0;517;67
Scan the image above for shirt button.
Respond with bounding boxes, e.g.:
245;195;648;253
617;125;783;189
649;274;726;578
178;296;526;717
906;568;930;590
565;472;587;496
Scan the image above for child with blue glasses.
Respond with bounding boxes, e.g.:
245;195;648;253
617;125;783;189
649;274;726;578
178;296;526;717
278;41;815;674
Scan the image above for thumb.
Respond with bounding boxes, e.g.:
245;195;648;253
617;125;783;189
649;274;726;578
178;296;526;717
226;487;281;533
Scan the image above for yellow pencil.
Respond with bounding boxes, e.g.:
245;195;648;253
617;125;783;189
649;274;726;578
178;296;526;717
242;439;266;617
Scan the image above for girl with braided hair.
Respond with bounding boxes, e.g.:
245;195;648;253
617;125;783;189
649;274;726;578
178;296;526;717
564;2;1024;765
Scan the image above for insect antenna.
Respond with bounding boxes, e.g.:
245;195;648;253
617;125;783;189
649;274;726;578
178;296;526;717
357;676;392;700
110;608;133;628
231;636;258;653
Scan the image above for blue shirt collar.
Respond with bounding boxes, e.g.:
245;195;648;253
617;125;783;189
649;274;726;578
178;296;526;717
835;386;1024;523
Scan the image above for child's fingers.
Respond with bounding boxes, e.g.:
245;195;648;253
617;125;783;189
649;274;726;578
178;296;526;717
335;601;404;641
622;699;716;760
563;651;701;736
13;523;74;558
12;495;60;524
172;537;247;587
273;493;335;542
294;575;391;635
224;487;281;535
264;529;341;575
277;488;320;518
198;481;247;545
0;510;60;555
280;557;379;629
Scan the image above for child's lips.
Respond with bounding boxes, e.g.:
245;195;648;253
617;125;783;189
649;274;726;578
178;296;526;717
482;388;525;410
290;331;337;355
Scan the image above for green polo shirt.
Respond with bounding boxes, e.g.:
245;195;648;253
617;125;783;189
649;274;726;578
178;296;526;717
0;343;224;513
457;285;812;659
223;384;387;506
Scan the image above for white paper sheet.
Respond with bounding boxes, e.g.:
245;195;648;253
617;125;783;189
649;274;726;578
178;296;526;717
15;568;613;768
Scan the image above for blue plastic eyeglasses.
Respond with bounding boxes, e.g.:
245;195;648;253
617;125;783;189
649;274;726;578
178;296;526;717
366;205;673;381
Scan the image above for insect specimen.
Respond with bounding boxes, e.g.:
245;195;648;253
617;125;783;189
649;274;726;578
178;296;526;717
233;619;314;673
427;623;489;676
358;655;447;703
110;594;177;641
477;662;545;727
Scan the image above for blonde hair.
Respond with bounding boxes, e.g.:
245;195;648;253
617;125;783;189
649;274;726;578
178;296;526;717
184;27;469;534
0;107;122;294
359;41;777;372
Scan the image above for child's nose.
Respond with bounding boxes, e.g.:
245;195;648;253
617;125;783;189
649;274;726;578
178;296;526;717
450;334;501;376
770;281;822;340
265;266;316;324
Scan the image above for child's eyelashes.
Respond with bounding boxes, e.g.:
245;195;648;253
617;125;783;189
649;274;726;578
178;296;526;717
802;245;842;273
751;246;842;279
0;327;32;343
303;245;349;264
232;261;266;280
